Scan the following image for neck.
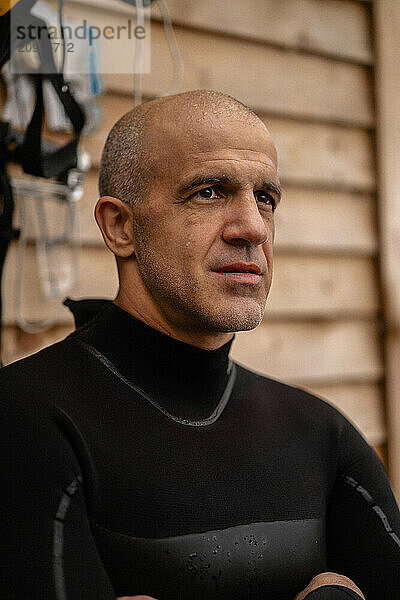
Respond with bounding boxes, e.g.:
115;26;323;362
114;285;234;351
75;302;235;421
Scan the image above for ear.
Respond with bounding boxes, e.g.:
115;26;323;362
95;196;135;258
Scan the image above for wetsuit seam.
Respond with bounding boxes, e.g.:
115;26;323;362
341;473;400;550
74;339;236;427
326;428;370;511
52;404;100;516
91;517;323;542
53;474;83;600
326;454;369;509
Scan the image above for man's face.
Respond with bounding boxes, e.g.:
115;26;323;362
131;113;280;335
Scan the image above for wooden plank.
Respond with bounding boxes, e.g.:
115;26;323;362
61;2;374;126
304;382;386;446
374;0;400;501
276;188;377;255
267;118;375;192
268;255;379;318
11;166;377;254
87;184;377;254
71;94;375;192
2;325;73;367
67;0;373;64
3;244;378;324
82;172;378;253
231;320;382;384
3;318;383;388
152;0;373;65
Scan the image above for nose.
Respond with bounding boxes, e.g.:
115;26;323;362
222;193;270;248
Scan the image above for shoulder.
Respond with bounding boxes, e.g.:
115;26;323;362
0;333;82;405
233;361;355;433
0;334;97;472
233;362;376;473
0;300;110;398
0;346;86;494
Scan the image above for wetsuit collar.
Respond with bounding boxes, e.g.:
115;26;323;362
74;301;234;421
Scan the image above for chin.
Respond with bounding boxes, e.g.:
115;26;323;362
201;302;265;333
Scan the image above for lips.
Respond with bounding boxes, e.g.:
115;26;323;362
214;262;262;275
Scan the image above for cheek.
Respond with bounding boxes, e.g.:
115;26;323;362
264;216;275;256
180;213;219;258
134;202;221;268
134;205;173;252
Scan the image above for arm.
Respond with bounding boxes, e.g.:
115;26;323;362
0;388;116;599
294;572;365;599
325;419;400;598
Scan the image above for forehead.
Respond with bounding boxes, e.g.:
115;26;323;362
145;113;278;185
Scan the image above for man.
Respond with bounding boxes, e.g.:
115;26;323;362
1;90;399;600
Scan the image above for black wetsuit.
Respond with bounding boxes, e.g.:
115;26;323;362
1;301;400;600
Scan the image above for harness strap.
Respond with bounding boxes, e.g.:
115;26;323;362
20;15;85;179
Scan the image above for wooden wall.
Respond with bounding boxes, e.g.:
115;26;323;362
2;1;387;458
374;0;400;495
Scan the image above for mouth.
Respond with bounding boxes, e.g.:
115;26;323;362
213;262;263;284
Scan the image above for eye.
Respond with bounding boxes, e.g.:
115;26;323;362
193;186;222;200
255;190;276;210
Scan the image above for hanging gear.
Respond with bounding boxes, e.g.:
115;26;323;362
0;122;19;366
12;170;85;333
10;8;86;180
0;0;87;363
131;0;183;106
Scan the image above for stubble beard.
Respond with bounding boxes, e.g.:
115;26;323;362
134;238;269;334
141;265;267;333
192;297;266;333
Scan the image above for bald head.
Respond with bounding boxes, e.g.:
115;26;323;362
98;90;269;206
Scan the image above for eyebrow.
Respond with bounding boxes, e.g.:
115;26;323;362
178;175;282;202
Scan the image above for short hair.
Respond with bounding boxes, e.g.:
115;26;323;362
98;107;148;206
98;90;263;206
